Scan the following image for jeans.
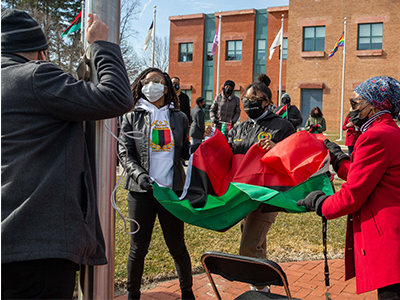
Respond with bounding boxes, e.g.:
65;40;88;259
126;190;193;294
2;258;78;299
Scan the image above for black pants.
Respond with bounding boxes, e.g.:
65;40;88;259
378;283;400;300
126;190;193;294
2;258;78;299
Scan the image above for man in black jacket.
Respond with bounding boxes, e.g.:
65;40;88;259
1;10;133;299
274;93;303;129
172;76;191;123
190;97;206;144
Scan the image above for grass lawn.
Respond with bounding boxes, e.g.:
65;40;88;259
114;149;347;290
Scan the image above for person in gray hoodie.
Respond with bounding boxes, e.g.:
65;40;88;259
1;10;133;299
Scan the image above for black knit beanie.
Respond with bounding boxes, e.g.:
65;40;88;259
224;80;235;89
1;9;48;53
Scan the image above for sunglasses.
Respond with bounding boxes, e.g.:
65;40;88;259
242;95;267;102
140;78;165;86
349;97;364;109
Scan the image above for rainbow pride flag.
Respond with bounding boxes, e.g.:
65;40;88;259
328;32;344;58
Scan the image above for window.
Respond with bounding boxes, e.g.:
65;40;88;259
358;23;383;50
257;39;266;60
303;26;325;51
206;42;213;61
282;38;288;60
179;43;193;62
204;90;213;121
226;40;242;60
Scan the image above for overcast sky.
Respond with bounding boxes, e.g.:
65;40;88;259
130;0;289;54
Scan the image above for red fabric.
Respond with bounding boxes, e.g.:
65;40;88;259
322;114;400;294
192;129;329;196
275;104;287;115
342;116;362;146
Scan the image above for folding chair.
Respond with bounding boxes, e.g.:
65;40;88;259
201;251;295;300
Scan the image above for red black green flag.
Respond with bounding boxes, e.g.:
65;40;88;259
62;11;82;37
152;128;172;147
152;130;334;231
276;104;288;118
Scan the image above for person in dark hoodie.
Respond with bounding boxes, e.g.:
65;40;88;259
274;93;303;129
205;74;295;292
118;68;195;300
1;9;133;299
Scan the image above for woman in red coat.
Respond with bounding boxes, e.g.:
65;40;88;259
342;114;361;156
298;76;400;299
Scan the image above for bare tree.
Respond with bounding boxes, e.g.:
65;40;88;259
140;36;169;72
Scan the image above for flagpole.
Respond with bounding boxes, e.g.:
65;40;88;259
80;1;85;50
278;14;284;106
216;13;222;97
151;5;156;68
337;17;347;142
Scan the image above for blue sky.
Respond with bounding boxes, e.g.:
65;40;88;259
130;0;289;53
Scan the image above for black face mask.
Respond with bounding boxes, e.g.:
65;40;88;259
243;99;265;119
224;87;233;97
349;104;372;128
282;97;290;105
173;83;180;91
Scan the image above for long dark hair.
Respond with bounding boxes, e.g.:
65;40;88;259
310;106;323;117
130;67;179;109
242;74;272;102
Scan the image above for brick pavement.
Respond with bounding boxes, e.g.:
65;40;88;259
115;258;377;300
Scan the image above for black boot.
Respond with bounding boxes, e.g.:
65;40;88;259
181;289;195;300
128;291;141;300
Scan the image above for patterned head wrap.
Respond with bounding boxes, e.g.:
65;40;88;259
354;76;400;116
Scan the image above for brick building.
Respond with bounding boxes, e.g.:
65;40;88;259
169;1;400;131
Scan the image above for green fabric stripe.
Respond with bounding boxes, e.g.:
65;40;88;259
281;111;287;118
62;23;81;37
153;172;334;231
152;129;160;145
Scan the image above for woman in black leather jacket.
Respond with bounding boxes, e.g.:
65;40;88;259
118;68;194;300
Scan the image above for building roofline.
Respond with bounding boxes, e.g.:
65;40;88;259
267;6;289;13
169;13;205;21
214;9;256;17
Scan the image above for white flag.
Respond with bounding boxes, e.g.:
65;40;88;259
269;26;283;60
144;21;153;51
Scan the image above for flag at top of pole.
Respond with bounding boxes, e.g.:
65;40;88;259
211;19;221;55
328;32;345;58
269;26;283;60
62;11;82;37
144;21;154;51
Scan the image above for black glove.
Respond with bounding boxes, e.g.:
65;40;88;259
296;191;328;217
324;139;349;172
137;173;154;191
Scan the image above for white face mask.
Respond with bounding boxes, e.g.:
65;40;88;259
141;82;165;103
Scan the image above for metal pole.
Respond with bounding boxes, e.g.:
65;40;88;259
278;14;284;106
151;5;156;68
216;13;221;97
79;1;120;299
337;18;347;141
